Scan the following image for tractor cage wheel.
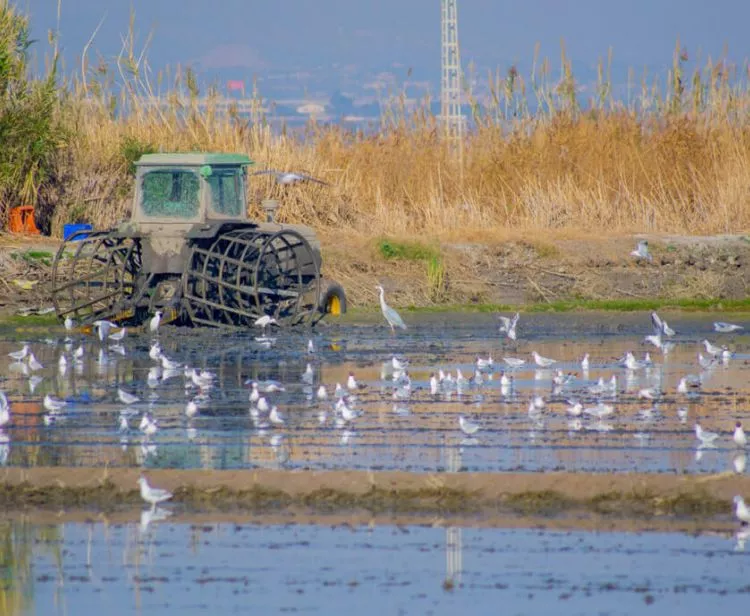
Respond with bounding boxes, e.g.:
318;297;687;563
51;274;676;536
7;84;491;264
182;228;321;328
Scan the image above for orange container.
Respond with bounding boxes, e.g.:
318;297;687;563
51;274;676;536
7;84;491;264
8;205;41;235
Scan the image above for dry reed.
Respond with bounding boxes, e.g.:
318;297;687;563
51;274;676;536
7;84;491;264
34;33;750;238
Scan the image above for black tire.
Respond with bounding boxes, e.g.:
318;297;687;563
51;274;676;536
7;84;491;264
319;279;347;315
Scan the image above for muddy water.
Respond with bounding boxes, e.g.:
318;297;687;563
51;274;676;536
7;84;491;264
0;312;748;474
2;519;749;615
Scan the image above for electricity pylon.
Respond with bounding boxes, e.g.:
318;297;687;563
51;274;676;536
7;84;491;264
441;0;463;162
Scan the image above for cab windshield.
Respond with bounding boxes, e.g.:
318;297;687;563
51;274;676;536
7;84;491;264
140;169;200;218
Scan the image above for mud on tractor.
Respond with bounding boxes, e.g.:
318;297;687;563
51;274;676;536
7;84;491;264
50;153;346;328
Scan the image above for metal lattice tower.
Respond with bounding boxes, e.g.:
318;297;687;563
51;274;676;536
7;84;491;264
441;0;463;155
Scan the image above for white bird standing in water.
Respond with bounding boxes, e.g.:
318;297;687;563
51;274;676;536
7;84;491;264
8;344;29;361
734;421;747;448
376;285;406;334
64;316;74;332
734;495;750;524
138;476;173;511
498;312;519;341
695;422;719;446
150;311;163;334
0;391;10;428
118;388;140;406
254;315;278;332
714;321;743;333
458;415;480;436
532;351;556;368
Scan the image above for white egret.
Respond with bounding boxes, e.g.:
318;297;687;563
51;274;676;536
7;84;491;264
376;285;406;334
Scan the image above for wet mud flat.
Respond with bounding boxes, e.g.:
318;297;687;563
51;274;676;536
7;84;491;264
3;517;750;616
0;467;748;522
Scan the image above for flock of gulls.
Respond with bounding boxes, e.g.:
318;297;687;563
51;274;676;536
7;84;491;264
0;275;749;528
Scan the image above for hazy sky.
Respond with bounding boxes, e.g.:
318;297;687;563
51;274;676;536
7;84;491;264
19;1;750;90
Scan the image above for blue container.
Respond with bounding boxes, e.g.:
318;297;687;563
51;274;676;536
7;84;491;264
63;223;93;241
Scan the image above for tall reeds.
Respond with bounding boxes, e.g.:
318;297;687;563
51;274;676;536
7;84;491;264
7;3;750;237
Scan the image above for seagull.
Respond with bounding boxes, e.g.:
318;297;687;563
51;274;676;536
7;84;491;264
695;422;719;447
268;406;285;426
346;373;359;390
8;344;29;361
503;357;525;369
532;351;556;368
623;352;646;371
0;392;10;428
248;382;260;403
109;326;127;341
584;403;614;419
64;316;74;331
118;388;140;406
27;353;43;371
149;342;163;361
257;397;270;414
254;315;278;331
734;421;747;448
93;320;115;342
251;169;329;185
714;321;743;333
651;311;675;337
580;353;590;371
566;400;583;417
185;399;199;418
376;285;406;334
316;385;328;401
458;415;480;436
476;355;494;371
391;356;408;371
498;312;519;340
630;239;652;261
429;373;439;395
697;353;717;370
302;363;314;384
138;476;173;511
702;340;723;357
140;414;158;438
149;310;163;334
734;495;750;524
43;394;66;412
677;375;701;394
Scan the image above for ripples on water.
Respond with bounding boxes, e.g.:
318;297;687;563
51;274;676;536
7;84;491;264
0;312;748;474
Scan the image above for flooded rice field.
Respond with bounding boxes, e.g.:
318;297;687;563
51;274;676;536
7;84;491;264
0;312;748;474
2;517;749;615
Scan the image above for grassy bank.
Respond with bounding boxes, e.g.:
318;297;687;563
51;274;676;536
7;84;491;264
2;2;750;239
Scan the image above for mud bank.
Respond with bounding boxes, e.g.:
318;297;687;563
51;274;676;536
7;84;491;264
3;232;750;314
1;468;747;519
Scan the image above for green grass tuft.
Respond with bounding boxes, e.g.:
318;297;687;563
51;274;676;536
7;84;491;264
377;238;440;262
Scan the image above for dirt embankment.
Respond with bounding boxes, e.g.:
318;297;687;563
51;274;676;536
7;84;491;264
323;232;750;308
1;231;749;313
0;467;747;524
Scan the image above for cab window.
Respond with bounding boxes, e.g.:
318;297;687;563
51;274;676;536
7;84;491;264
207;168;244;217
141;169;200;218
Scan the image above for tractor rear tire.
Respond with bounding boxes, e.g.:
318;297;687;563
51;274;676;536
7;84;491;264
319;279;347;316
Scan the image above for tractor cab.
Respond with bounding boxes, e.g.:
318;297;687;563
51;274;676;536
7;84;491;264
133;153;252;224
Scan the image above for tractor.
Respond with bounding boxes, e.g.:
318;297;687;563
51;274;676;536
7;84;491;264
50;153;346;328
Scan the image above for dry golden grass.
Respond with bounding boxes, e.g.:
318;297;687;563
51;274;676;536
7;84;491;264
40;41;750;239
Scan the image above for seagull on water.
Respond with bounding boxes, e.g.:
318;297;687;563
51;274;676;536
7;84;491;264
251;169;329;185
376;285;407;334
498;312;519;340
268;406;285;426
532;351;556;368
630;239;652;261
8;344;29;361
458;415;480;436
702;339;724;357
734;495;750;525
27;353;43;371
316;385;328;401
149;311;163;335
118;388;140;406
138;476;173;511
503;357;525;369
651;311;675;337
695;422;720;447
254;315;278;332
580;353;590;372
0;391;10;428
64;316;74;332
43;394;67;412
734;421;747;449
109;326;127;342
714;321;743;333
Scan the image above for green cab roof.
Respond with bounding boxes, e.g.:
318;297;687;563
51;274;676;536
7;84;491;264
135;152;254;167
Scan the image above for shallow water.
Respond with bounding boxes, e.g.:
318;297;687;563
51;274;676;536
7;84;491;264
0;312;749;474
2;519;749;616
